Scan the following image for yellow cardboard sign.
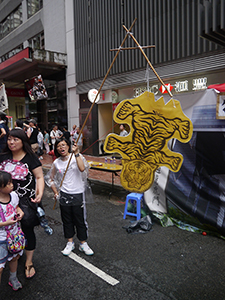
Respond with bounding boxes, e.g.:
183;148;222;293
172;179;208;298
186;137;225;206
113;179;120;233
104;91;193;193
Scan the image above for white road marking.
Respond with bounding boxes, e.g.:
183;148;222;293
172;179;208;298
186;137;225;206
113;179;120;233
67;252;120;286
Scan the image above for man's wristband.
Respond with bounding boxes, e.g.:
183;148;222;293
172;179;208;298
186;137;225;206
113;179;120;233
75;153;80;157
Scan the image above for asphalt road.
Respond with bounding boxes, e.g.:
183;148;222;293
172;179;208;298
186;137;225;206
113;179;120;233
1;181;225;300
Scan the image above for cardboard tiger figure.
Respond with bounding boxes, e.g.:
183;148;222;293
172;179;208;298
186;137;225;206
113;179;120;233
104;91;193;193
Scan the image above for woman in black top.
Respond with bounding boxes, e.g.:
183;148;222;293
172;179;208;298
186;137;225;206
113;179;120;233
0;129;44;279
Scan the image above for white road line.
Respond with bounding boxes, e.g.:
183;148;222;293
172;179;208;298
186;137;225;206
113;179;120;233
67;252;120;286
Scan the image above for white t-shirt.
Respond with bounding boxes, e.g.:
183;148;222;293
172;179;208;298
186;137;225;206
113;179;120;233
50;130;62;145
0;191;19;241
37;131;43;148
53;154;84;194
73;132;83;146
120;129;128;137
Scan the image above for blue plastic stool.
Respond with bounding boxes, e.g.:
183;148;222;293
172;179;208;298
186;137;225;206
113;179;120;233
123;193;144;220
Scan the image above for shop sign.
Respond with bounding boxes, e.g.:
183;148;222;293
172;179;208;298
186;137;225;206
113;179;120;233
88;89;100;103
112;90;118;103
134;85;159;97
159;84;173;94
175;80;188;92
134;77;208;97
6;88;25;97
192;77;207;90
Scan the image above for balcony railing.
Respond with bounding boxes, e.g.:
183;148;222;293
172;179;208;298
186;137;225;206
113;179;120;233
32;49;67;65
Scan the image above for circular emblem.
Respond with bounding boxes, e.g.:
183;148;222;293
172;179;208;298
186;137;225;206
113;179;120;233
111;90;118;103
88;89;100;103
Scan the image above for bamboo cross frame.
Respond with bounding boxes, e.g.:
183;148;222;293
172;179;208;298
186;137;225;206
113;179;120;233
53;18;137;209
122;24;173;97
110;45;156;51
53;18;174;209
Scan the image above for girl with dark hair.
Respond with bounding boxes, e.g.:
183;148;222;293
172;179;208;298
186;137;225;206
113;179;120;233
0;129;44;279
49;137;94;256
0;171;24;290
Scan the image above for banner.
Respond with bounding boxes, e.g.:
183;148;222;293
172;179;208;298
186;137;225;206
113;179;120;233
25;75;48;101
0;83;8;112
145;89;225;235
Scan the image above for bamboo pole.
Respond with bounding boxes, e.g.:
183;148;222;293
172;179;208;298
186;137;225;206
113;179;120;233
53;18;137;209
122;24;173;97
110;45;155;51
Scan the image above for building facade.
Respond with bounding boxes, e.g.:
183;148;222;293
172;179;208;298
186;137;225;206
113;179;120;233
0;0;68;130
71;0;225;155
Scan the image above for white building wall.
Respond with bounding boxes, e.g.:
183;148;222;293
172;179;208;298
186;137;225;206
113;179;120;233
43;0;66;53
65;0;79;131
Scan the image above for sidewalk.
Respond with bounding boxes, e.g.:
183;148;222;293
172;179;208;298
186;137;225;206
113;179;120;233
41;153;122;187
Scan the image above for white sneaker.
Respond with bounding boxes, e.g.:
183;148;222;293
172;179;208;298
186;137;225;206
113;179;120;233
8;277;22;291
62;242;75;256
79;242;94;255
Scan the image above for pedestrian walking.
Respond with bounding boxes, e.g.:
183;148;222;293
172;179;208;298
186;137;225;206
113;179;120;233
50;125;63;149
73;127;83;153
70;124;77;138
37;128;44;159
43;129;50;154
62;126;70;141
26;119;39;154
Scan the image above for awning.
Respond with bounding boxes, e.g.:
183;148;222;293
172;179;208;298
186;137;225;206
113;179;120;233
0;47;67;85
208;83;225;93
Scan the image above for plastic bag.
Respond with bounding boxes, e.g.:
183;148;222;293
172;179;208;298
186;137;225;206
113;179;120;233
44;163;63;189
123;215;152;234
81;155;94;204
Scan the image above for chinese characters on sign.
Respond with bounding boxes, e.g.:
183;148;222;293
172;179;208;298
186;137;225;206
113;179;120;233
192;77;207;91
175;80;188;92
134;77;208;97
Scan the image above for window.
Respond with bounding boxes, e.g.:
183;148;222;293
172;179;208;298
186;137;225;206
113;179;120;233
28;31;45;50
27;0;43;18
16;103;25;119
0;5;22;40
0;45;23;63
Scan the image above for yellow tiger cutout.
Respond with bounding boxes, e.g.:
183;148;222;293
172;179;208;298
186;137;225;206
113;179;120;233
104;91;193;193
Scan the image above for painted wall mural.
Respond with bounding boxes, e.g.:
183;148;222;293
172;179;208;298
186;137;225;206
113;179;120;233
104;91;193;193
